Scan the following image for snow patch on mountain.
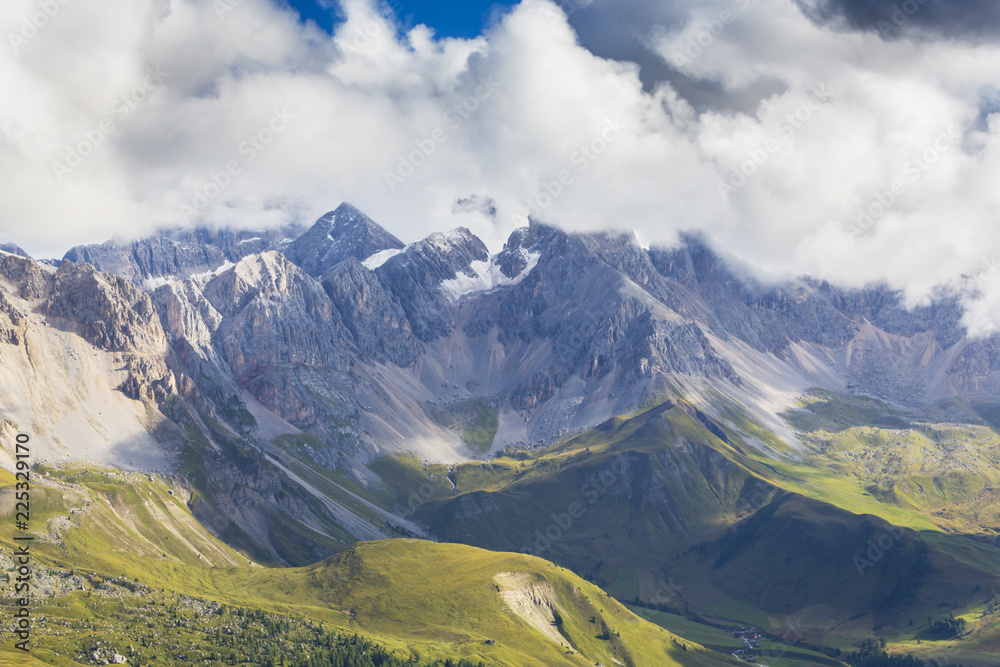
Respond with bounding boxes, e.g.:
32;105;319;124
439;250;540;300
190;261;235;281
439;261;493;300
363;248;405;270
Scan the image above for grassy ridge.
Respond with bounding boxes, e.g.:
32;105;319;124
0;469;728;667
383;397;1000;661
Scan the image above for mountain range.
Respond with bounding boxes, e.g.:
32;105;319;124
24;202;1000;463
4;203;1000;665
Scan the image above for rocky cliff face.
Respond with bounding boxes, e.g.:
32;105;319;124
320;258;419;367
37;204;1000;463
462;222;739;386
374;227;490;341
0;253;177;468
0;249;405;563
43;261;167;352
62;224;303;287
41;261;176;402
201;252;355;378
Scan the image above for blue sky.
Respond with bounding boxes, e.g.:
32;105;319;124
283;0;517;38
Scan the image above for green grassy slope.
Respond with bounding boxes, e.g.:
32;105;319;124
395;397;1000;660
782;391;1000;535
0;469;728;667
231;540;727;667
8;387;1000;665
414;402;777;576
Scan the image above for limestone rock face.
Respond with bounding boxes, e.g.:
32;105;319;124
152;252;370;458
0;256;34;346
53;205;1000;460
12;202;1000;565
0;252;49;299
202;252;355;379
63;236;226;286
20;205;1000;464
0;254;176;467
43;261;168;353
61;224;303;286
0;289;24;346
321;258;419;367
39;261;175;401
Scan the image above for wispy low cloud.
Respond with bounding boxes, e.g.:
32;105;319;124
847;126;960;238
716;82;830;200
384;75;503;193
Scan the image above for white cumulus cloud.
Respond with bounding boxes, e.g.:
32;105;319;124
1;0;999;332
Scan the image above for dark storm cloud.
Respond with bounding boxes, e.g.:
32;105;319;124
564;0;785;112
795;0;1000;41
564;0;1000;103
561;0;683;91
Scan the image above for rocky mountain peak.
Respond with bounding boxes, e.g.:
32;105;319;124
420;228;484;253
202;251;310;316
0;251;51;300
42;260;168;355
285;203;405;277
200;251;356;382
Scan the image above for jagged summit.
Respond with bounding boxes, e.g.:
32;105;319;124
285;203;405;277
